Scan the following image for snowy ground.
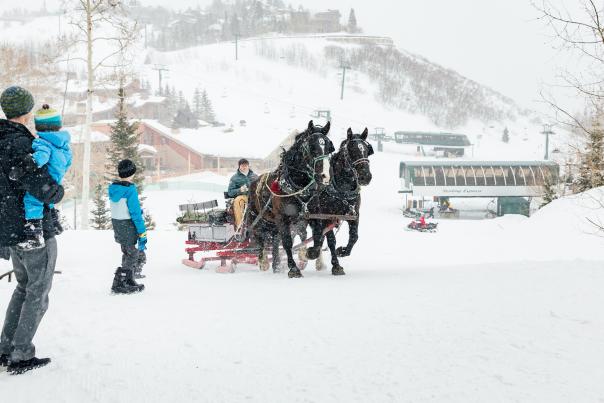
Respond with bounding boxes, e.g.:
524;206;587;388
2;152;604;402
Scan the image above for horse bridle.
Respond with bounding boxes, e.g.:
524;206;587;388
342;138;372;170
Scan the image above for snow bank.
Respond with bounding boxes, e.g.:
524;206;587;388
530;187;604;237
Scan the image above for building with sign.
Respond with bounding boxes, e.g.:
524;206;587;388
399;160;560;216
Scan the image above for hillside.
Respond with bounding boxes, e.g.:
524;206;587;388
0;11;557;162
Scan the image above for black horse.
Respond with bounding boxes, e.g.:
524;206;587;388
247;120;335;278
305;127;374;275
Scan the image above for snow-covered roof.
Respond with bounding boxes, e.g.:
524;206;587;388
129;94;166;108
67;126;110;144
141;119;294;160
138;144;158;154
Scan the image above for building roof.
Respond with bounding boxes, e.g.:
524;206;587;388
140;119;294;160
394;131;472;147
400;160;560;167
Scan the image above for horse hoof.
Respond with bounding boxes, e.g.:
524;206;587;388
332;266;346;276
273;266;282;274
307;248;320;260
288;269;303;278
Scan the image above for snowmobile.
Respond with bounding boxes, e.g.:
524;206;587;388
407;219;438;233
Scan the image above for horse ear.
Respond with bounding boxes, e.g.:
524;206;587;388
347;128;353;139
307;120;314;131
322;121;331;134
361;127;369;140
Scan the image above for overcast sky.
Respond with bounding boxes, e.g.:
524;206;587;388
7;0;562;110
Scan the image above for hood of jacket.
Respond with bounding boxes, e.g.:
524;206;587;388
37;130;71;149
108;181;134;203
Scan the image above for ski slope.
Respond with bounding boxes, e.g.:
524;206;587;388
1;151;603;402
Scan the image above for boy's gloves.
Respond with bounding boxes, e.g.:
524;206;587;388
138;232;147;251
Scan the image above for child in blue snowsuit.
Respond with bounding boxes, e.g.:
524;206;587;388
19;104;72;250
108;159;147;294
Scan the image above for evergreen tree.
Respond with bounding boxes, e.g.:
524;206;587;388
201;89;216;123
540;173;559;208
231;12;240;36
105;85;156;226
172;102;200;129
502;127;510;143
91;183;111;230
193;87;203;118
347;9;358;33
575;112;604;192
105;86;145;188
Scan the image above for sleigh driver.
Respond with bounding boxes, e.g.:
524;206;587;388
227;158;258;229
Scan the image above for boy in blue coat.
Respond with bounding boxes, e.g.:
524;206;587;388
108;159;146;294
18;104;72;250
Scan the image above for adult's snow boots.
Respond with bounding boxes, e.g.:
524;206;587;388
0;353;9;367
111;267;144;294
7;357;51;375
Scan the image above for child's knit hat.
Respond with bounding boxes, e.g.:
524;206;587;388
118;159;137;179
34;104;62;132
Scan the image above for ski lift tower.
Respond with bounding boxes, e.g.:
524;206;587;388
374;127;385;152
541;123;555;160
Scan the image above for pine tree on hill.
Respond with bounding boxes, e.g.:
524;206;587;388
201;89;216;124
575;111;604;192
193;87;203;118
347;9;358;33
502;127;510;143
172;102;200;129
91;183;111;230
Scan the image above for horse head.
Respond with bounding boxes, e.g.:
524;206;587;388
288;120;334;186
342;127;374;186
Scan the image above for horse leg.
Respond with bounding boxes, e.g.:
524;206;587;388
271;233;281;273
281;221;302;278
257;232;269;271
327;230;345;275
336;220;358;257
306;220;324;260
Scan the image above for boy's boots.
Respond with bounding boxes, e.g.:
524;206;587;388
17;219;45;250
134;251;146;279
126;268;145;292
111;267;144;294
50;208;64;236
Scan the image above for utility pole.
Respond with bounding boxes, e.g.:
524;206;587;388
541;124;555;160
340;64;350;100
152;65;169;95
234;34;239;61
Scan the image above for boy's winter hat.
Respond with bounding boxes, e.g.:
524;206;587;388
34;104;62;132
118;159;137;178
0;86;35;119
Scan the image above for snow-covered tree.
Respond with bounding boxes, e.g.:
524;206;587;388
540;173;559;208
105;86;145;187
91;183;111;230
347;9;358;33
502;127;510;143
575;112;604;192
201;89;216;123
172;102;199;129
63;0;138;230
193;87;203;118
